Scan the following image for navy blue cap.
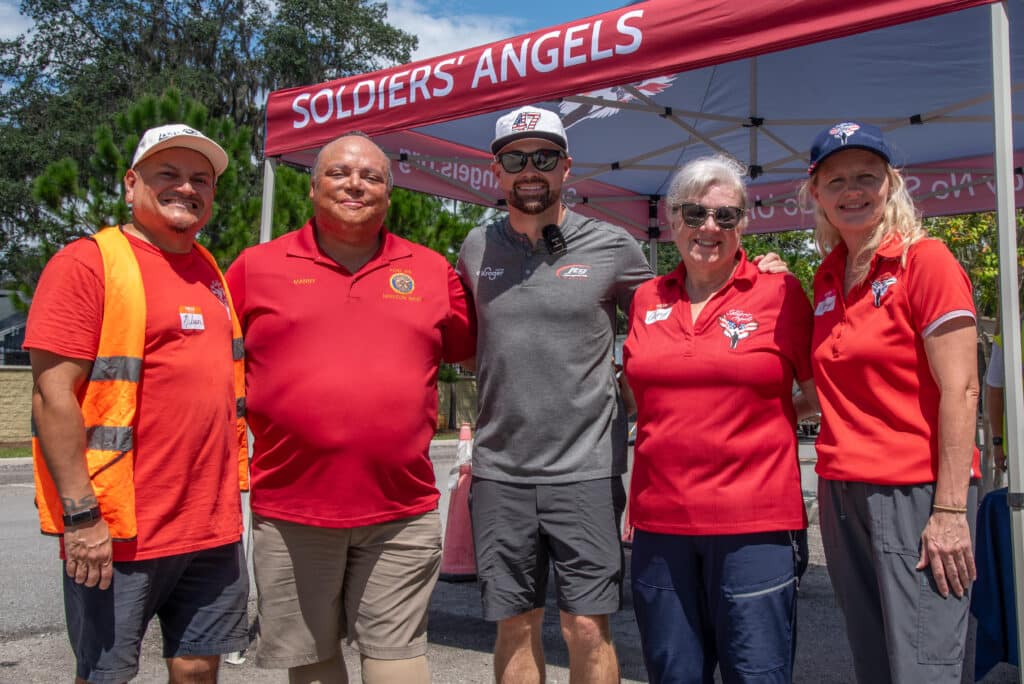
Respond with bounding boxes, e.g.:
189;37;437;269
808;121;892;175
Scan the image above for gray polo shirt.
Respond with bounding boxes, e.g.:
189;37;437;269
456;209;653;484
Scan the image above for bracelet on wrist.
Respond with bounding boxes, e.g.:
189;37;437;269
932;503;968;514
992;436;1004;447
62;505;102;528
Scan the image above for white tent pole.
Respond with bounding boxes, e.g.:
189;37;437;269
259;158;278;244
989;4;1024;672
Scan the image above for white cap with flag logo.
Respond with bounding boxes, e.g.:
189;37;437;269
491;106;568;154
132;124;230;178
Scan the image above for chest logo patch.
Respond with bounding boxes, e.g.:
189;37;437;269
815;291;837;316
179;306;205;331
478;266;504;281
871;276;898;307
556;264;590;280
389;272;415;294
719;309;758;349
209;280;230;316
644;306;673;325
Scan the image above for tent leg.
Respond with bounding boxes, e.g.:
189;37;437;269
989;4;1024;676
259;158;278;244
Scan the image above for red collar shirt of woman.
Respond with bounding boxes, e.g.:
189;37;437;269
624;247;813;535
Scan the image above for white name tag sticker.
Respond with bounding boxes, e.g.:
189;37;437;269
814;292;836;317
179;306;205;331
644;307;673;325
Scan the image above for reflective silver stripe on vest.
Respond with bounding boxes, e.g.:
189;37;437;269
236;397;246;419
233;338;244;361
90;356;142;382
86;425;134;452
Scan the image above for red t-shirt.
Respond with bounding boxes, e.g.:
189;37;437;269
623;251;813;535
812;237;980;484
225;221;475;528
24;231;243;561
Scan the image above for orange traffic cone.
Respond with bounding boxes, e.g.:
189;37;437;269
440;423;476;582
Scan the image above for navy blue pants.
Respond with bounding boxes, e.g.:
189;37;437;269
631;529;801;684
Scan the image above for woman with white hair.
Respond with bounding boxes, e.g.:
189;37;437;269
802;121;979;684
624;155;818;683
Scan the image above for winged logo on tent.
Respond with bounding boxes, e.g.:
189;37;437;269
557;77;677;129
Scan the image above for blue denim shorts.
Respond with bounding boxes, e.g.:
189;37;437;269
63;541;250;684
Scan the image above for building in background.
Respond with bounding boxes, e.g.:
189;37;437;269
0;291;28;366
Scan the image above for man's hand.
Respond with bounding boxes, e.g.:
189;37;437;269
994;443;1007;472
751;252;790;274
64;517;114;590
917;511;976;598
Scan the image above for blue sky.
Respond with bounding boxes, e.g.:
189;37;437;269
389;0;629;60
0;1;627;59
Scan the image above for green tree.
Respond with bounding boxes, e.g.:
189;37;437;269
3;0;415;137
925;212;1024;318
1;0;417;293
386;192;489;265
19;90;310;308
262;0;417;93
742;230;820;300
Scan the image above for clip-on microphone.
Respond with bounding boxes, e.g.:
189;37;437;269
542;224;567;257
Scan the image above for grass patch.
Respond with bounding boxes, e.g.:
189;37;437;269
433;430;461;441
0;443;31;459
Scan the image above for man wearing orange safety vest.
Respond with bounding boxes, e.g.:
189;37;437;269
24;124;250;684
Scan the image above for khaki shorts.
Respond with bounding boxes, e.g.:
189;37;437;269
252;510;441;668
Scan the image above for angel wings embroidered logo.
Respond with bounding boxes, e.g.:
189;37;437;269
870;276;897;307
558;77;677;129
719;309;759;349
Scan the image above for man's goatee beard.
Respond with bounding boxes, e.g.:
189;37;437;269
509;188;557;215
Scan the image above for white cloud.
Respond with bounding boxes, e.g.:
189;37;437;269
387;0;529;61
0;1;32;40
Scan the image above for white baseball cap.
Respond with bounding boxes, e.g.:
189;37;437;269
491;106;568;154
131;124;229;178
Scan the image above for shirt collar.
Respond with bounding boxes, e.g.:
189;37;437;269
662;247;755;292
496;207;583;253
874;233;904;260
820;233;903;282
287;218;410;267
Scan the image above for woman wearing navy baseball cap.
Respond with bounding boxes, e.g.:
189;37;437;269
801;122;980;684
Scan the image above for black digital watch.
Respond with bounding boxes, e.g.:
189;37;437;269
62;506;102;528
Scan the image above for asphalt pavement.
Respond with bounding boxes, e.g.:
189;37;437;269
0;446;1019;683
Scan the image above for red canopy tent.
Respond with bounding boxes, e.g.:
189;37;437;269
260;0;1024;666
263;0;1023;237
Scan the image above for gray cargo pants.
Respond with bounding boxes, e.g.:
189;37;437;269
818;478;978;684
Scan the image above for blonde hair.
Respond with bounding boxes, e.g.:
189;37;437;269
667;155;749;234
798;164;925;286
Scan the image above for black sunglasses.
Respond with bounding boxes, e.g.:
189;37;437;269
672;202;745;230
496;149;565;173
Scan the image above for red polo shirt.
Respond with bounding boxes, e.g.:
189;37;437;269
225;221;475;528
623;251;813;535
811;237;979;485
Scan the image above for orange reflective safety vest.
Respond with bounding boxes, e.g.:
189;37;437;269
32;226;249;539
